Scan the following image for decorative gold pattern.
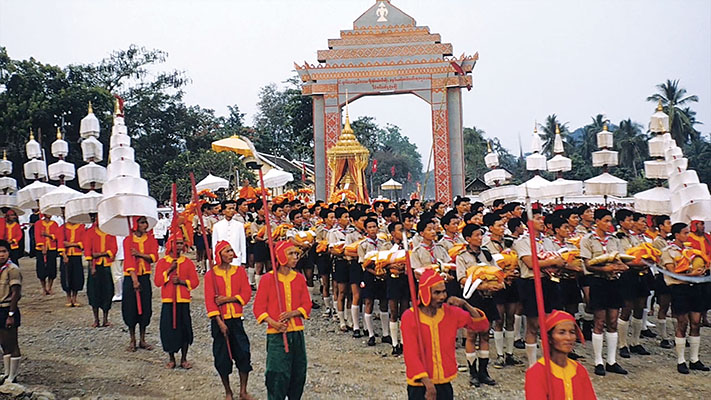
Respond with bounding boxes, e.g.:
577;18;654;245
329;33;441;47
318;43;453;61
432;108;451;202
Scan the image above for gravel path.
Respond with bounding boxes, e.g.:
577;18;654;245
10;255;711;399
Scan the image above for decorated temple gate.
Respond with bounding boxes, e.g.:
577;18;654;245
296;0;477;203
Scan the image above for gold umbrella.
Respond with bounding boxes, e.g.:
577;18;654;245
211;135;256;156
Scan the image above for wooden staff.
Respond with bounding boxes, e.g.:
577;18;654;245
126;217;143;316
169;183;179;329
189;173;233;359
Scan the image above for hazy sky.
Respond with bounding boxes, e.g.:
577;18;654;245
2;0;710;169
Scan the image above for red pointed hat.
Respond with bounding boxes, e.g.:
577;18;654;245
418;268;444;307
545;309;585;344
275;240;295;266
214;240;232;265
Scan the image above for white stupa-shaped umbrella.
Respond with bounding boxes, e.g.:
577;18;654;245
97;99;157;236
67;102;108;224
635;101;672;215
480;141;517;205
543;125;582;200
196;173;229;192
40;127;81;216
519;124;550;199
17;129;55;210
0;151;23;215
585;121;626;198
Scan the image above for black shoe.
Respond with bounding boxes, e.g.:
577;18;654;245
461;338;467;348
582;320;593;341
660;339;673;349
505;353;524;366
514;339;526;349
678;362;690;374
594;364;606;376
605;363;628;375
619;346;631;359
382;335;392;345
468;362;480;387
353;329;362;338
640;329;657;338
367;336;376;346
690;360;711;371
397;344;403;355
477;358;496;386
567;351;581;360
311;301;321;310
392;346;399;355
686;341;690;347
630;344;651;355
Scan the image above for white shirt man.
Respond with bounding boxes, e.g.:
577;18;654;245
211;201;247;266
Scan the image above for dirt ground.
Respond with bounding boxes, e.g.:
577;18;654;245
9;254;711;399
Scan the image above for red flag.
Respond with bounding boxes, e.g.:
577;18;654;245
301;163;306;182
372;159;378;173
407;172;412;182
390;166;395;177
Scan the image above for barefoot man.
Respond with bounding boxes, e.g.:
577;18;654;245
84;214;117;328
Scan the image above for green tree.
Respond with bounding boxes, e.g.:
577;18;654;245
538;114;572;157
614;119;648;177
578;114;607;163
646;79;700;145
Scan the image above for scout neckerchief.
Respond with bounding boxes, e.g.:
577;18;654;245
488;235;504;253
443;233;458;243
0;260;10;275
550;235;567;250
592;230;611;251
365;236;379;249
467;245;485;263
421;241;437;263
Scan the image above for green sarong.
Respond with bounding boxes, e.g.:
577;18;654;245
265;330;307;400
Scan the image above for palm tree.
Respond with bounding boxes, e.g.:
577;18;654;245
684;136;711;185
647;79;700;145
538;114;571;157
579;114;608;162
614;119;648;177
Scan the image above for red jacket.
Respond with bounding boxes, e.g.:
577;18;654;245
154;255;200;303
688;232;711;261
525;358;597;400
61;223;85;256
2;221;22;250
84;225;117;266
35;219;63;251
253;269;311;334
123;233;158;276
204;265;251;320
401;304;489;386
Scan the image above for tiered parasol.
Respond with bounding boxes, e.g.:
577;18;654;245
585;121;627;198
263;169;294;189
0;151;23;215
17;129;55;210
39;127;81;216
97;99;157;236
543;125;583;200
519;124;550;199
480;141;517;205
196;173;229;192
326;100;369;203
634;101;672;215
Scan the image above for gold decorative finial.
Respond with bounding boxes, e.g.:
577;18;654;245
88;101;93;114
56;127;62;140
603;123;608;131
114;98;120;115
487;141;492;153
2;150;6;160
533;121;538;133
29;128;34;141
344;89;352;133
656;99;663;111
555;124;560;135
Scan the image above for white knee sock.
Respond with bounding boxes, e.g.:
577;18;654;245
380;312;390;336
8;357;19;383
2;354;9;378
658;319;668;340
351;305;360;330
466;352;477;366
333;297;338;311
504;330;515;355
254;273;261;288
675;337;687;364
689;336;701;363
323;296;331;311
617;319;629;349
525;343;537;367
606;331;618;365
478;349;490;360
247;267;255;286
592;332;604;365
364;313;374;337
338;311;346;327
493;331;504;356
513;315;522;341
389;321;400;346
630;317;643;346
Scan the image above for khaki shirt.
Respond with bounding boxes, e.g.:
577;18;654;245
410;243;438;271
579;232;612;277
661;244;688;286
607;230;641;253
652;235;669;252
512;234;556;279
0;263;22;307
482;235;505;255
575;224;593;237
455;248;493;282
357;237;392;264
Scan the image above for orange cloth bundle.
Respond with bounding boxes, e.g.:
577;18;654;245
330;241;346;255
568;236;582;248
316;240;329;253
465;264;506;283
674;248;709;274
492;249;518;270
447;243;466;262
345;239;365;258
625;242;662;264
293;230;315;247
560;249;582;269
457;220;466;232
256;226;266;239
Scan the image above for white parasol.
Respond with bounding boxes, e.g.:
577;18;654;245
65;190;103;224
196;174;229;192
262;169;294;188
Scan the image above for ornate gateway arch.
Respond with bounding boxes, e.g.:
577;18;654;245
296;0;477;203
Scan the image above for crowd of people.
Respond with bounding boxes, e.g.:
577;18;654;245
1;191;710;399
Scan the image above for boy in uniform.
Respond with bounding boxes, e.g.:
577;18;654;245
0;240;22;383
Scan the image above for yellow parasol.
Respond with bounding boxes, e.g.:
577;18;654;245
211;135;257;156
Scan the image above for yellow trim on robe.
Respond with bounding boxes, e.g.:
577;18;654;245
536;357;578;400
418;308;450;384
277;270;298;331
213;265;241;318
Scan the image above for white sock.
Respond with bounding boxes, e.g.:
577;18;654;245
493;331;504;356
389;321;400;346
2;354;9;378
255;273;261;288
675;337;687;364
323;296;331;311
504;330;515;355
513;315;522;341
466;352;477;366
606;331;618;365
8;357;19;383
338;311;346;327
345;305;352;325
582;311;594;322
247;267;255;285
364;313;374;337
630;317;643;347
478;349;490;359
617;319;629;349
525;343;537;367
689;336;701;363
380;312;390;336
351;305;360;330
333;297;338;311
592;333;604;365
659;319;668;340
